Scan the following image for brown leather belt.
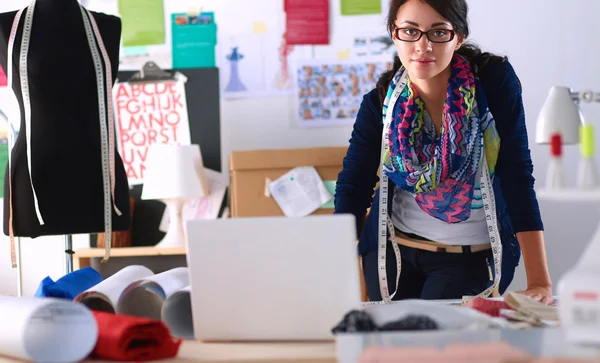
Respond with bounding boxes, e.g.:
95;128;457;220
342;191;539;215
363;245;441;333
395;230;491;254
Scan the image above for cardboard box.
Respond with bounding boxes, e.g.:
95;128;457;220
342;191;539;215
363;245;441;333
229;146;348;218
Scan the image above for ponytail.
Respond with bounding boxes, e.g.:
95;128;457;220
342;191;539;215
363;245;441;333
456;43;507;75
376;55;402;108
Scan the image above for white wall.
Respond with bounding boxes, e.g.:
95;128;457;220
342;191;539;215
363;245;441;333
0;0;599;296
466;0;600;292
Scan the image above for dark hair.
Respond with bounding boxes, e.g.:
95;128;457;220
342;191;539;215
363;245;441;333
376;0;507;104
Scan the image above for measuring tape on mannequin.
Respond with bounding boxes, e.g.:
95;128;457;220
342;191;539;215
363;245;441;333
7;1;121;267
377;72;502;304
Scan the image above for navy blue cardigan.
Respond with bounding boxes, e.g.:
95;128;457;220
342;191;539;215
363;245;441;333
334;60;544;293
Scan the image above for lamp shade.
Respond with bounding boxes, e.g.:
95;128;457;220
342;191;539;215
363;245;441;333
536;86;583;144
141;144;208;200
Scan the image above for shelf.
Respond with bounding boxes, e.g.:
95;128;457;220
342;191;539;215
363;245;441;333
73;247;186;270
536;188;600;202
74;246;186;258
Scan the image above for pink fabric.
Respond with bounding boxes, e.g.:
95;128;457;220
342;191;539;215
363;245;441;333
465;298;512;317
359;342;531;363
0;65;6;86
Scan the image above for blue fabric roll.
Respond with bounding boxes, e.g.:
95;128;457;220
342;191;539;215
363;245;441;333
34;267;103;300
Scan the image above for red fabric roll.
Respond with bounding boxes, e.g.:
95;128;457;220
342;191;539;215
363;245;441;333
465;298;511;317
90;311;182;361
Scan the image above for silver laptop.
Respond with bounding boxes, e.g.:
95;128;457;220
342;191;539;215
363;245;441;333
184;214;362;341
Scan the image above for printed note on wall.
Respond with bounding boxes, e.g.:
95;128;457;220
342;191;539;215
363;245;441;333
340;0;382;15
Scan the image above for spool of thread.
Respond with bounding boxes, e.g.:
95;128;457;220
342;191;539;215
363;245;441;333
547;133;566;189
580;124;595;159
550;133;562;157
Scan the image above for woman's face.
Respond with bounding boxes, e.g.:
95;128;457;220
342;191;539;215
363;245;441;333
393;0;463;81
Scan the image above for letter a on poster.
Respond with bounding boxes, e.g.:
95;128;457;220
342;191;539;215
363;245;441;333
113;78;192;185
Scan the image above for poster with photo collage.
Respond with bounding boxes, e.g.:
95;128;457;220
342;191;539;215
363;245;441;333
296;58;392;128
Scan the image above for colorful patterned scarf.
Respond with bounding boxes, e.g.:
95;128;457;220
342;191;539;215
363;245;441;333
382;54;501;223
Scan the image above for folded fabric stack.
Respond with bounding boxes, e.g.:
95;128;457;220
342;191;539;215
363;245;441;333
91;311;182;362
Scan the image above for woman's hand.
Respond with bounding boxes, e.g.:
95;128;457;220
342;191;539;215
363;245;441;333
515;284;553;305
515;231;553;305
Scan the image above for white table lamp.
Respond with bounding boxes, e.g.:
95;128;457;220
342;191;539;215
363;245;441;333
536;86;583;145
141;144;208;248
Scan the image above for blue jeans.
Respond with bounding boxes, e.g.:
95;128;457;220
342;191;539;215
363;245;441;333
362;241;494;301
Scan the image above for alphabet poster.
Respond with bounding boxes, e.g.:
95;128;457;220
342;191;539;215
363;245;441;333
113;80;192;185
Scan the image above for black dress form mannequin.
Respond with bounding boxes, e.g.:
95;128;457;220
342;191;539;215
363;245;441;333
0;0;130;237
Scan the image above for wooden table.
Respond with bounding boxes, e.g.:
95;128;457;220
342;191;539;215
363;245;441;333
73;247;186;270
0;341;336;363
167;341;336;362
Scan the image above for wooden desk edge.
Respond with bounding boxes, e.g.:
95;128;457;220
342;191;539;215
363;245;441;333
72;247;187;270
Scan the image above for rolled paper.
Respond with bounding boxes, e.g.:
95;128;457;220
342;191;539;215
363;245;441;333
161;285;194;339
116;267;189;320
74;265;154;313
0;296;98;362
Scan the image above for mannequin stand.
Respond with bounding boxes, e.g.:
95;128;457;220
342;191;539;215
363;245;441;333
64;234;73;275
16;237;22;297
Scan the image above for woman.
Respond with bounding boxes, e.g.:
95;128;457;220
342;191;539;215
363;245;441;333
334;0;553;303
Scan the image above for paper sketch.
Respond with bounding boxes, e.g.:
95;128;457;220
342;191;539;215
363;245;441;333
271;36;295;91
218;34;266;98
218;32;312;98
225;47;247;92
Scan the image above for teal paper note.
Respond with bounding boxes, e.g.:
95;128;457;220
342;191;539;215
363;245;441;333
123;46;148;57
320;181;336;209
172;12;218;69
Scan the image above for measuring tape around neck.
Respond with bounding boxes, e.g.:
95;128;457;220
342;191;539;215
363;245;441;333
7;1;119;265
377;73;502;304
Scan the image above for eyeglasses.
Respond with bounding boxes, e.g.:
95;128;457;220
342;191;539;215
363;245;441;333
393;27;456;43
